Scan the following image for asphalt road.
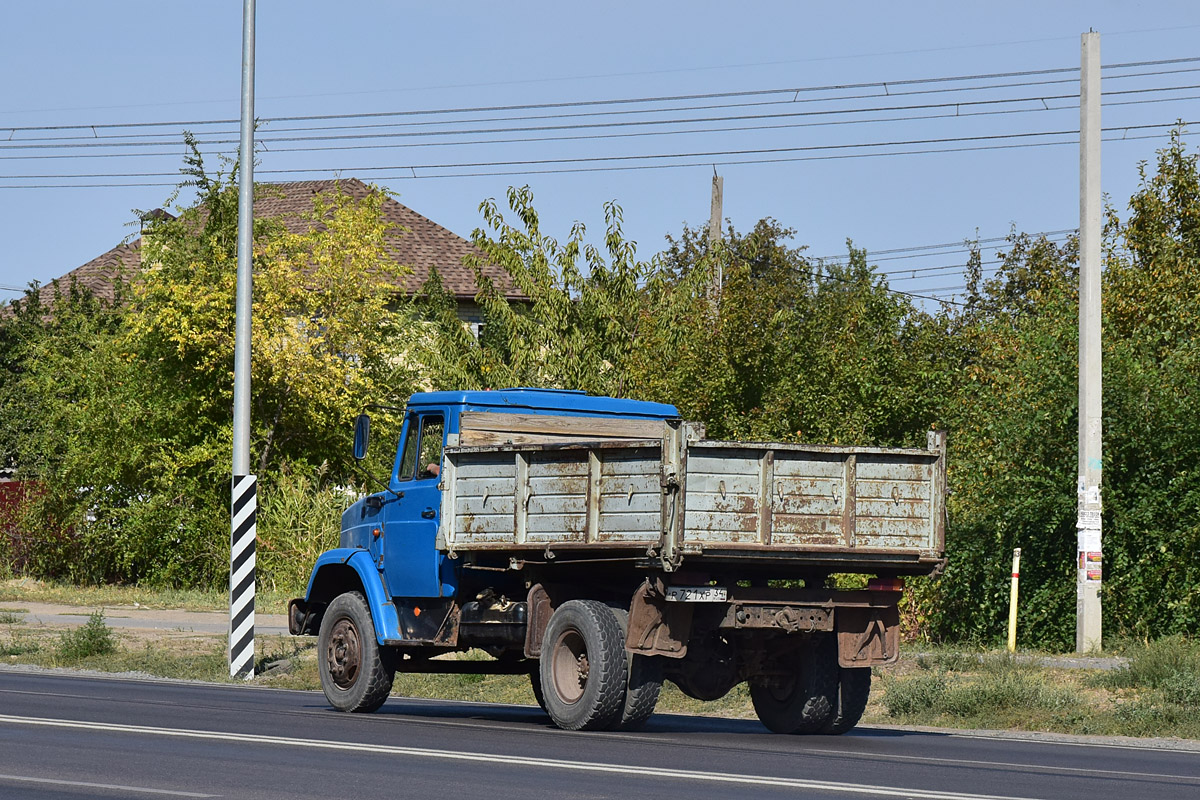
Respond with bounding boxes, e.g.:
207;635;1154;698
0;670;1197;800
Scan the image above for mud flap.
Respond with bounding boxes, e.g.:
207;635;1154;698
626;578;693;658
835;604;900;667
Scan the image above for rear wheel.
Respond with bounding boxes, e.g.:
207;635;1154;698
317;591;394;713
609;608;663;730
539;600;627;731
820;667;872;734
750;636;837;734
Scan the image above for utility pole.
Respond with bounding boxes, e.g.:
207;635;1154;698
1076;30;1103;654
229;0;257;680
709;168;724;308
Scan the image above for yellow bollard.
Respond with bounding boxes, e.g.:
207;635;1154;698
1007;548;1021;652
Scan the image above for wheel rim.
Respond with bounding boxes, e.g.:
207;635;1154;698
551;629;589;705
764;671;798;703
326;617;362;690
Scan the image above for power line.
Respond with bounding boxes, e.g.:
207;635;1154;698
1;84;1194;172
5;79;1197;155
2;122;1195;190
5;55;1198;139
815;228;1076;262
6;84;1197;161
4;121;1193;182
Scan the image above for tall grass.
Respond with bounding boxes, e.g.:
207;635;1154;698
1102;635;1200;691
884;654;1078;720
256;463;354;595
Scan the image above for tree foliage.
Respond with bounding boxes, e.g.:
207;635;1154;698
928;129;1200;647
0;148;413;587
416;185;657;397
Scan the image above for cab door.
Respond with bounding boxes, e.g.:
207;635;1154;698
380;411;445;597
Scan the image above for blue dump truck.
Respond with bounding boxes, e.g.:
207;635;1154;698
289;389;946;733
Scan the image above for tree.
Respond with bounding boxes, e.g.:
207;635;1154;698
926;128;1200;647
1;145;415;587
416;186;660;397
634;219;945;446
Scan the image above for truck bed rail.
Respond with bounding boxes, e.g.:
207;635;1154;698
437;424;946;575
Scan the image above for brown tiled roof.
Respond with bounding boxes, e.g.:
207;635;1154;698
26;178;520;310
26;240;141;309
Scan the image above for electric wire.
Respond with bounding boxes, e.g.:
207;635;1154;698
3;120;1193;183
3;81;1196;157
5;55;1198;138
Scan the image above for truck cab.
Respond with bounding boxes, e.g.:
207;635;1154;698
336;389;678;603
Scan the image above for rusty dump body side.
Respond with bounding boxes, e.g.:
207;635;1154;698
437;421;946;578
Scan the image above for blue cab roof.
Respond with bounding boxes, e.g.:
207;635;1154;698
406;388;678;420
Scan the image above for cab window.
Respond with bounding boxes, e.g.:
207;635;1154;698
418;416;445;480
398;414;444;482
397;415;420;481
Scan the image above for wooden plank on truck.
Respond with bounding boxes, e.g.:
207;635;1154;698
440;427;946;575
458;412;667;446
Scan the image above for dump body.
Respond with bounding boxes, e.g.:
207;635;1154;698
439;421;945;577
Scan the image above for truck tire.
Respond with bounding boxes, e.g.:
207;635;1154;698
666;631;739;701
529;669;548;713
749;636;837;734
318;591;394;713
539;600;627;731
609;608;663;731
820;667;872;734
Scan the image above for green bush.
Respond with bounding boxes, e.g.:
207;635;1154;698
56;610;117;662
883;671;949;716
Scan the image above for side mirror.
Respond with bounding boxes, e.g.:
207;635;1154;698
353;413;371;461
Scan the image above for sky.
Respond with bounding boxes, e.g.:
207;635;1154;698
2;1;1199;306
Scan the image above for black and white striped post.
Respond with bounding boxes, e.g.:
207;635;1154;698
229;475;257;678
229;0;256;680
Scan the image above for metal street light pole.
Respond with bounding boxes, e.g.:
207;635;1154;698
229;0;257;680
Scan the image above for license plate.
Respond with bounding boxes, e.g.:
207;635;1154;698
666;586;728;603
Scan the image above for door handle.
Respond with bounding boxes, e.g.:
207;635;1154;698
421;508;437;519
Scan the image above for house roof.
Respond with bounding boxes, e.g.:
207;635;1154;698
24;178;521;309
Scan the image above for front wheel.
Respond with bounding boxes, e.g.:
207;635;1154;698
539;600;627;731
529;668;548;713
317;591;395;713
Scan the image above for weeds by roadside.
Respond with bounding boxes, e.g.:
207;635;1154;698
1086;636;1200;738
882;654;1079;723
879;638;1200;739
55;611;117;662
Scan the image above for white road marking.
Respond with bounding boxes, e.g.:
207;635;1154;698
788;743;1200;783
0;713;1043;800
0;772;217;797
2;682;1195;783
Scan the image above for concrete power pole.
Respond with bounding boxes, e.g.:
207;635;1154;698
1076;30;1103;654
229;0;257;680
709;169;724;308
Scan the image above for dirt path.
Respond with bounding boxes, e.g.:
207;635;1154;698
0;601;288;636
